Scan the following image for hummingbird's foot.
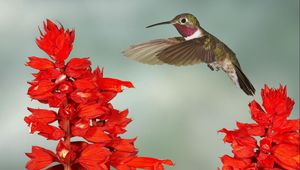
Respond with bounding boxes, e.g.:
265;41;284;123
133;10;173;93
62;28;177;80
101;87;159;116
207;64;214;71
207;64;220;71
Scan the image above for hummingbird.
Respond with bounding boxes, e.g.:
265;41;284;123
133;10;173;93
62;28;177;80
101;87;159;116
123;13;255;96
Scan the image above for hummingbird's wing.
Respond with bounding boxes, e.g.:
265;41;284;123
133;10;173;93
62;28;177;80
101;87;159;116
157;35;216;66
123;37;185;65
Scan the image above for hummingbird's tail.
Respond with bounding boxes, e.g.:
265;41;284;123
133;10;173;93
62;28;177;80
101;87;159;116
232;64;255;96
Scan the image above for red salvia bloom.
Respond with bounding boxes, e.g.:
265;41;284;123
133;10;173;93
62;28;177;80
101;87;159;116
25;19;174;170
219;85;300;170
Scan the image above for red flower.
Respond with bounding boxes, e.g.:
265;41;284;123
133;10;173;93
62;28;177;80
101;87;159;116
25;19;174;170
26;56;55;70
26;146;57;170
36;19;74;62
219;85;300;170
77;144;111;170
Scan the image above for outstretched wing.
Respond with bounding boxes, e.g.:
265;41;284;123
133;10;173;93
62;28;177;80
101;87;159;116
122;37;185;65
123;35;226;66
157;35;216;66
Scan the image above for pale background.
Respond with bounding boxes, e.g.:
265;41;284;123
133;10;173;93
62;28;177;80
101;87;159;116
0;0;299;169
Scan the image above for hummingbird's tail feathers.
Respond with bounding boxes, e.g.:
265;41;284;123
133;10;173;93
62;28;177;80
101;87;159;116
233;64;255;96
122;38;183;65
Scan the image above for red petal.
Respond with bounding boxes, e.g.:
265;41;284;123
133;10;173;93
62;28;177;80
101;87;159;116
48;93;67;108
273;143;300;169
66;58;91;70
279;119;300;133
78;103;107;119
26;56;55;70
26;146;56;170
249;100;270;126
70;89;101;104
71;118;90;136
33;69;61;81
28;122;65;140
78;144;111;169
218;128;240;143
110;151;137;168
26;108;57;124
257;153;275;168
74;78;97;90
232;141;255;158
98;78;134;92
70;141;89;154
125;157;174;169
65;58;92;78
28;80;55;97
93;67;103;79
101;91;117;103
83;126;111;143
104;109;132;135
110;138;137;153
220;155;250;168
231;136;257;158
236;122;265;136
272;132;300;145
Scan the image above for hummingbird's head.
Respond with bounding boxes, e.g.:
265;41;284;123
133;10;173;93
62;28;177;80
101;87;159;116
146;13;202;39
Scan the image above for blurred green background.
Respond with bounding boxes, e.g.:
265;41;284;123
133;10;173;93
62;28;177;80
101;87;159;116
0;0;298;169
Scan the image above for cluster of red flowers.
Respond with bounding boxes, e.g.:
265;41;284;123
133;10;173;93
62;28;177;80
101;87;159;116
25;19;174;170
219;85;300;169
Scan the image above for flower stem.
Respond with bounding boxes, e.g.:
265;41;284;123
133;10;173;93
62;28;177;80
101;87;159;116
64;118;71;170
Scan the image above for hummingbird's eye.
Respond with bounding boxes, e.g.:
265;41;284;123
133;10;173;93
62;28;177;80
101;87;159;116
180;18;187;24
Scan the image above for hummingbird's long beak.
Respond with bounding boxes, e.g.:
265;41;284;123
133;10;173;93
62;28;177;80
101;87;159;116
146;21;171;28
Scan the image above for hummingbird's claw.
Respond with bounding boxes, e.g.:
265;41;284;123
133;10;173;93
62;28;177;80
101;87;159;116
207;64;214;71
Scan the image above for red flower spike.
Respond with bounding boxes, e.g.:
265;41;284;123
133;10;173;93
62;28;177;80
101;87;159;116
219;85;300;169
25;19;173;170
